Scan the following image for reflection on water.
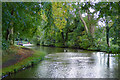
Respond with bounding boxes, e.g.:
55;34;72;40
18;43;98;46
7;46;119;78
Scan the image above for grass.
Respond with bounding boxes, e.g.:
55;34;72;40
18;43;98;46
2;47;46;78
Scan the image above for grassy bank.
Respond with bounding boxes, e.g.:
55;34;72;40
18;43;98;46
2;45;46;78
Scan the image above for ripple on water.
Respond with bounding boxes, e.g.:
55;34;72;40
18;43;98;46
8;48;119;78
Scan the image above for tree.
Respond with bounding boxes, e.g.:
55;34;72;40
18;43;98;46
2;2;41;47
98;2;119;51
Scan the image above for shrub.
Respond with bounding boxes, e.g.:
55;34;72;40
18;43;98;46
2;39;10;50
79;35;90;49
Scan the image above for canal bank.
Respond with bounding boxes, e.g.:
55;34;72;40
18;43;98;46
40;44;119;54
2;45;46;79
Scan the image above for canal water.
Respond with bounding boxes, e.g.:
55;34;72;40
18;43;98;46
6;46;120;78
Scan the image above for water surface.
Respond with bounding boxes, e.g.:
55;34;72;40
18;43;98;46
7;46;119;78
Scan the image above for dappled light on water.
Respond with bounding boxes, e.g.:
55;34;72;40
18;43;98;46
8;46;119;78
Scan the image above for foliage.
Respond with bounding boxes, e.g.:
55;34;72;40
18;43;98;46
2;2;42;45
79;35;90;49
2;39;10;50
2;2;120;54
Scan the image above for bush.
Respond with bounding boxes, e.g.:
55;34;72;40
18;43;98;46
79;35;90;49
67;41;75;47
55;43;64;47
98;44;108;51
2;39;10;50
110;45;119;54
32;36;40;45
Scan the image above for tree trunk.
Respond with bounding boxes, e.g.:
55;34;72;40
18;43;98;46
87;10;95;38
106;27;110;47
9;27;14;45
87;10;90;21
61;32;65;45
90;25;95;37
78;11;88;34
106;18;110;54
6;28;9;41
65;32;68;42
106;21;110;48
10;9;14;45
61;31;68;46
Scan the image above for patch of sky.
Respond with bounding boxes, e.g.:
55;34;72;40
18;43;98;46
89;7;95;13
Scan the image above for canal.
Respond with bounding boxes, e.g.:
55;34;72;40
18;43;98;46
6;46;120;78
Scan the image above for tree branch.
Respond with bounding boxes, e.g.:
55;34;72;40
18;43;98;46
78;10;89;34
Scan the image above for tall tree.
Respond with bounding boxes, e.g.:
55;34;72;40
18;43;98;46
2;2;42;45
